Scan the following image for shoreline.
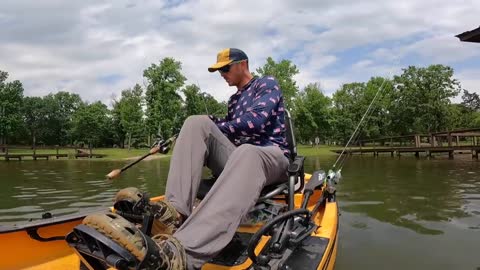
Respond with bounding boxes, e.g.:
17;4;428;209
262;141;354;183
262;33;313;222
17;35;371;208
121;154;171;161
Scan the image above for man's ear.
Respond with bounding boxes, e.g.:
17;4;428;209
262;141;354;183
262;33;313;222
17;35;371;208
242;60;249;71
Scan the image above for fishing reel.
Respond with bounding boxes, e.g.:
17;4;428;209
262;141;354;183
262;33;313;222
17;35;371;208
325;169;341;202
150;134;177;154
150;139;170;154
327;169;342;185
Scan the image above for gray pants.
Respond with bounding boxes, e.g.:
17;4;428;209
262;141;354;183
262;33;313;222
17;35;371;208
165;115;289;269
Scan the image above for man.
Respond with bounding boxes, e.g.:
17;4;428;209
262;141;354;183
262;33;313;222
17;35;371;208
84;48;290;270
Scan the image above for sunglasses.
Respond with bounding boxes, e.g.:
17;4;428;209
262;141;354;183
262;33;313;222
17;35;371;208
219;60;246;73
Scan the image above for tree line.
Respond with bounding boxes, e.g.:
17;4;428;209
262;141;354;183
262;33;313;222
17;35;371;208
1;58;479;148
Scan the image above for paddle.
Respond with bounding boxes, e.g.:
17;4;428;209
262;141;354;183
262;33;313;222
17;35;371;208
106;135;177;180
300;170;326;209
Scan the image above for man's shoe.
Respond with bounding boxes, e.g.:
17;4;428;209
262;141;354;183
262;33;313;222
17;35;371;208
152;234;187;270
113;187;182;235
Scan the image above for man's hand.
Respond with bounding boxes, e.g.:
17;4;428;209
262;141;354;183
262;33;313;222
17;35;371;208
208;115;219;123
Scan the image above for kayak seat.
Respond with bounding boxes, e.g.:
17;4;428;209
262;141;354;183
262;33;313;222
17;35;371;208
197;110;305;211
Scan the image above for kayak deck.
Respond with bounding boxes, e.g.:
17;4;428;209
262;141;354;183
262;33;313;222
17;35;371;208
0;184;338;270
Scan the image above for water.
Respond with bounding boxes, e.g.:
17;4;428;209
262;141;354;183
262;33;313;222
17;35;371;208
0;158;171;223
331;156;480;270
1;155;479;269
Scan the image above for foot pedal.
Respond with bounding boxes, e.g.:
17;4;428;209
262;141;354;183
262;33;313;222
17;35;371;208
66;213;163;270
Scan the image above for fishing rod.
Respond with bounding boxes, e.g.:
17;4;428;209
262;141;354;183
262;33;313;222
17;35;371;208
333;77;389;171
106;135;177;179
321;75;390;190
197;81;210;116
107;85;212;180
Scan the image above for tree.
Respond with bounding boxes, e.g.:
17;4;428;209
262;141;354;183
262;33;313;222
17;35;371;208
331;82;365;144
52;91;83;145
292;83;332;143
448;90;480;129
363;77;394;138
113;84;144;150
72;102;112;147
202;92;227;117
446;104;476;129
391;65;461;134
37;91;83;145
461;90;480;111
182;84;204;117
22;97;47;146
144;58;186;140
111;104;125;148
330;77;394;144
256;57;299;110
0;71;24;145
182;84;227;118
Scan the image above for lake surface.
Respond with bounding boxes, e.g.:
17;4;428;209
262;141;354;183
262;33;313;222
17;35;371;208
1;155;479;269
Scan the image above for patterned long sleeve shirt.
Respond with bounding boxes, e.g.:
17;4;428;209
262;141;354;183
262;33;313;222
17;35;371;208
211;76;290;158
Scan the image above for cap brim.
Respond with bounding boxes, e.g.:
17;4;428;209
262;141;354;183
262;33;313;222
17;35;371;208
208;60;233;72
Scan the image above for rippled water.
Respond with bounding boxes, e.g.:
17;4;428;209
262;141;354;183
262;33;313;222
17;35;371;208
1;155;479;269
0;159;170;223
327;156;480;270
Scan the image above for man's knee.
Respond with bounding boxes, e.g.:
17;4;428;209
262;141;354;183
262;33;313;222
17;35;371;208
232;144;261;160
183;115;213;131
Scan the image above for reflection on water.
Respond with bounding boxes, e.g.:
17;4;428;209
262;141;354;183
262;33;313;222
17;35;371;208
303;155;480;270
325;156;480;235
0;159;169;223
1;154;480;269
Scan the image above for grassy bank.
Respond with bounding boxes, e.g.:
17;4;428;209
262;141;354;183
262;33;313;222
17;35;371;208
94;148;168;160
3;145;339;161
4;148;170;160
297;145;339;156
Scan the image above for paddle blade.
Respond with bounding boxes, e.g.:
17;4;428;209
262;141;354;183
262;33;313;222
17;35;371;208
106;169;122;180
305;170;325;192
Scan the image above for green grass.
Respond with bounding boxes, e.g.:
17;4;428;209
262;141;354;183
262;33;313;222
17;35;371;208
3;147;170;161
297;145;339;156
3;144;337;161
94;148;170;160
7;148;75;155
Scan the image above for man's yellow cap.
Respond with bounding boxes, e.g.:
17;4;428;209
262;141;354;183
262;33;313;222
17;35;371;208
208;48;248;72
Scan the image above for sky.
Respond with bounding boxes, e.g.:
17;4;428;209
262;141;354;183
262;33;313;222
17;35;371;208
1;0;479;104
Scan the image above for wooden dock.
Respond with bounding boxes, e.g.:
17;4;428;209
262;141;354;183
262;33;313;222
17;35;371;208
333;128;480;159
74;150;106;159
0;145;106;161
0;153;68;161
333;146;480;159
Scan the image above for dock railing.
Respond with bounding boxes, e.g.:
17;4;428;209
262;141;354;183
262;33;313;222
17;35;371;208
335;128;480;159
0;145;106;161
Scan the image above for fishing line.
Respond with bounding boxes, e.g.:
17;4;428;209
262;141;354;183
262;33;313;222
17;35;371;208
334;77;387;170
196;81;210;115
333;76;389;170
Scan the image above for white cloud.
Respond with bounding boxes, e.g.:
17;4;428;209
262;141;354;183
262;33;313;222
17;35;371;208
403;34;480;63
457;69;480;93
352;60;374;70
1;0;479;105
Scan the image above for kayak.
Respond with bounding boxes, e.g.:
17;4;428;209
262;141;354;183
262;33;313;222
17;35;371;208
0;172;338;270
